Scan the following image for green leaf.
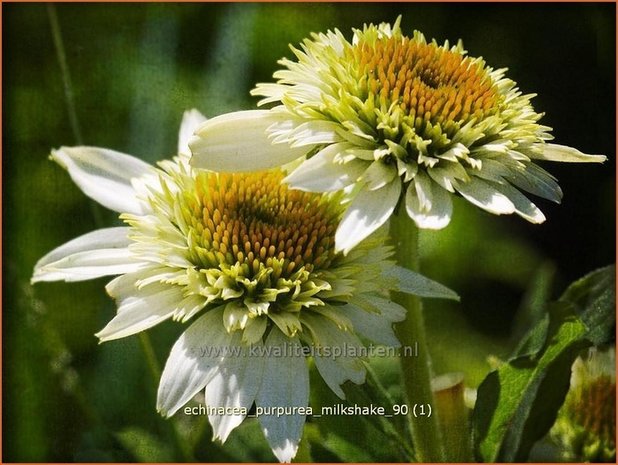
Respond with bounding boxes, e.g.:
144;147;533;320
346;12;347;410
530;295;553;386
472;304;589;462
382;265;460;301
306;362;408;462
474;265;616;462
512;265;615;358
513;315;550;358
559;264;615;346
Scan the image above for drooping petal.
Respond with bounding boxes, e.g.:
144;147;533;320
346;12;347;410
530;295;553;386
491;182;546;224
350;294;407;320
284;143;368;192
454;176;516;215
189;110;308;172
342;302;402;347
256;330;309;463
96;283;189;342
405;181;452;230
31;227;144;283
335;180;401;254
205;334;264;443
503;160;563;203
302;312;366;399
381;265;460;300
178;109;207;157
51;146;153;214
156;307;229;417
532;144;606;163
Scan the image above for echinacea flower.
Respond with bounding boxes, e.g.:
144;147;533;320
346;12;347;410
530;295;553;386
551;346;616;462
32;110;457;462
190;17;606;253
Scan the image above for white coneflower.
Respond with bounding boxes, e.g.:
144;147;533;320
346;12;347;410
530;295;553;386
32;110;457;462
190;17;606;253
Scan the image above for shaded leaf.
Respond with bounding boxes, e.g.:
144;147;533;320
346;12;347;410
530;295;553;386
559;264;616;346
306;363;407;462
473;304;589;462
513;265;614;358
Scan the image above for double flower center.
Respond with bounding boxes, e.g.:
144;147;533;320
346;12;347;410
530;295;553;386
185;170;340;278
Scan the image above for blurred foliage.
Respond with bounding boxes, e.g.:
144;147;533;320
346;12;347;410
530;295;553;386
3;3;615;462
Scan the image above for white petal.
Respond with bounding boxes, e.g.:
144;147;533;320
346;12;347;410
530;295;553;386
51;146;153;214
491;182;546;224
256;330;308;463
502;159;562;203
350;294;407;320
302;312;366;399
32;250;141;283
335;181;401;254
342;302;402;347
156;307;229;417
189;110;308;172
437;143;469;162
502;160;562;203
178;109;207;157
532;144;606;163
223;302;250;332
381;266;460;300
96;284;186;342
413;172;433;210
455;177;516;215
31;227;143;283
284;143;368;192
242;317;268;345
286;120;343;147
268;309;302;337
405;183;452;230
205;335;264;442
362;160;397;190
472;158;510;184
427;162;469;192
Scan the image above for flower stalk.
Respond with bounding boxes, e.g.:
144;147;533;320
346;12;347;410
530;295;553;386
390;211;445;462
432;372;473;462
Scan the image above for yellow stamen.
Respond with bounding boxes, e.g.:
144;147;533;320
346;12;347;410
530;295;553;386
187;171;339;276
351;36;501;137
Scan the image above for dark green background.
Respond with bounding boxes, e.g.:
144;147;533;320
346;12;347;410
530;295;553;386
3;3;615;462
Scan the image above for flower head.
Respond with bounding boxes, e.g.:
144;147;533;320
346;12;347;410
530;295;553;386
551;346;616;462
190;17;606;253
32;110;457;462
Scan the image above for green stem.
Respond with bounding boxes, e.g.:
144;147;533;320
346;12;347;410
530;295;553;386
47;4;105;227
390;212;445;462
47;4;83;145
138;333;162;384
